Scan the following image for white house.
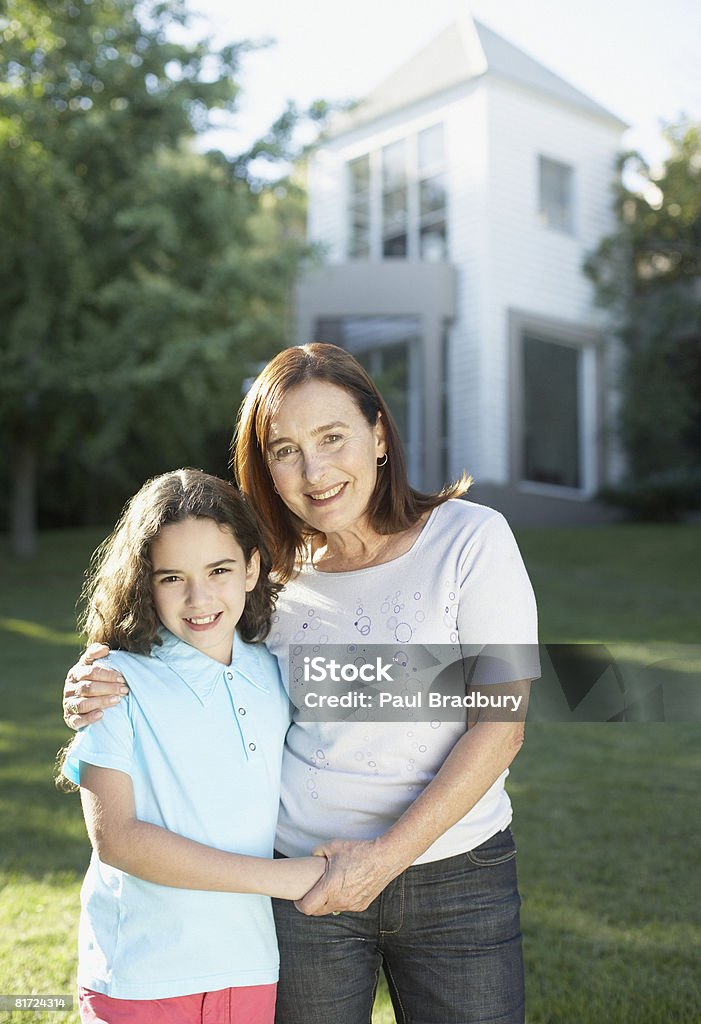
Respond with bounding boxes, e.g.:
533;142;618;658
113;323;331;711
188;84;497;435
295;13;628;524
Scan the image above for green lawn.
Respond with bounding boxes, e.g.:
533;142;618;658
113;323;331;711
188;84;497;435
0;525;699;1024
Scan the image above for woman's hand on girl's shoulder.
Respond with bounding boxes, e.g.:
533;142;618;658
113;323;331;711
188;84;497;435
63;643;129;731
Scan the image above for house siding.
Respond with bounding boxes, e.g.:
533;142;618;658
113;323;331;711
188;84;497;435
481;78;623;484
298;35;626;518
443;87;490;481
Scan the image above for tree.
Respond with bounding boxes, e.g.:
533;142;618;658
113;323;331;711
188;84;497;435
585;120;701;517
0;0;314;555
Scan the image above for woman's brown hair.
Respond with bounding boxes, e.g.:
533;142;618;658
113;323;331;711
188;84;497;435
80;468;280;653
232;343;470;582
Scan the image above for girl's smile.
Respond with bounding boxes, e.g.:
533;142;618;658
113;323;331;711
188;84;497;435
150;518;260;664
183;611;223;629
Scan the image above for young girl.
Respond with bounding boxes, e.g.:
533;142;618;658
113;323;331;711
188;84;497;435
60;468;325;1024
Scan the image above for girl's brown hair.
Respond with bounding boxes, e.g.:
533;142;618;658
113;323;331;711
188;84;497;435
80;468;280;652
232;343;470;582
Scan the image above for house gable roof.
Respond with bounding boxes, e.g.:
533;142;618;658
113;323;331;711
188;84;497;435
327;15;627;138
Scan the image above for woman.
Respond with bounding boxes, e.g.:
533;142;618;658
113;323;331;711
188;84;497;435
64;343;538;1024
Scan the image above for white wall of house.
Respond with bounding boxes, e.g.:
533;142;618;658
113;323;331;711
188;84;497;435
442;85;490;480
301;62;625;504
476;77;623;489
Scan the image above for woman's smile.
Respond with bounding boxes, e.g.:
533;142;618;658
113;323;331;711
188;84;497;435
305;482;347;504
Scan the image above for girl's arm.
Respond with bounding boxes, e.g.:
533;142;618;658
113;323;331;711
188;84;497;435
79;763;325;901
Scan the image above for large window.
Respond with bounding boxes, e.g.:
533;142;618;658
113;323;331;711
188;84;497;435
314;316;422;482
418;124;447;262
439;322;451;481
346;124;447;261
382;140;408;258
348;155;370;259
538;156;574;234
522;335;581;489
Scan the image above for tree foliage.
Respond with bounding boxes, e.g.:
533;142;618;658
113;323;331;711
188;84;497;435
585;120;701;516
0;0;314;554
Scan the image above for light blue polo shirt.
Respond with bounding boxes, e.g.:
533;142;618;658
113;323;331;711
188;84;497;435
63;628;290;1000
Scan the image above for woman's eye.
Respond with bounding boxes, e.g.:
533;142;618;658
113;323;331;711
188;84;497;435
324;434;343;445
211;567;230;575
272;446;298;461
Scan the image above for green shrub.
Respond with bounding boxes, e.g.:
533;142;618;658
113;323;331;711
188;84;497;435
598;466;701;521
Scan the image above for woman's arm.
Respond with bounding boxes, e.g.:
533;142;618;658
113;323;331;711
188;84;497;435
80;763;326;901
63;645;129;729
295;683;529;915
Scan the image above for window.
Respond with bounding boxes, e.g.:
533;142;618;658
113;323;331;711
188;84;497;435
418;125;447;262
382;140;408;258
439;323;451;481
538;156;574;234
522;335;581;489
345;124;447;261
348;155;370;259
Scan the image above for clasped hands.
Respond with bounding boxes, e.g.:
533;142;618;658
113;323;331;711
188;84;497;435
295;837;399;916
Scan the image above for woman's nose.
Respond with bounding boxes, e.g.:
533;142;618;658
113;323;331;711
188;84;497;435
301;449;327;483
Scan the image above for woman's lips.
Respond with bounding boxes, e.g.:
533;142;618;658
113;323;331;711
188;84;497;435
305;482;347;505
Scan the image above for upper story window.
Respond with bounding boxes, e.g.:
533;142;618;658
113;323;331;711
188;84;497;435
346;123;447;261
348;154;370;259
382;140;408;257
418;124;447;262
538;156;574;234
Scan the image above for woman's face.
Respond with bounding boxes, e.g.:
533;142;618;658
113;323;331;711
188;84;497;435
266;380;387;537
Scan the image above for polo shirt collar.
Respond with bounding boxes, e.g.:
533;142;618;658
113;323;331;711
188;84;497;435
151;627;271;704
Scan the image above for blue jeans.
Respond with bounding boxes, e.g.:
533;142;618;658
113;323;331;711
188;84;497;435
273;827;524;1024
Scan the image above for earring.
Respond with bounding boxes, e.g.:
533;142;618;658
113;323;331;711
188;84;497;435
377;453;388;467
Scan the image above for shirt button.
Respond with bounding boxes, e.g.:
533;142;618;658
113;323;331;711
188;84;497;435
249;742;257;751
226;671;233;680
238;707;246;716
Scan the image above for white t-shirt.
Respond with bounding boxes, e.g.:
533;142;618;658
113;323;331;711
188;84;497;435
266;499;539;864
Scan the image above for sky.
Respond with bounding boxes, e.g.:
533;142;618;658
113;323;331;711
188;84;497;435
183;0;701;170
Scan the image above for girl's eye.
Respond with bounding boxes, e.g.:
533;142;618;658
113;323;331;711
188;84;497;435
160;575;181;584
211;567;230;575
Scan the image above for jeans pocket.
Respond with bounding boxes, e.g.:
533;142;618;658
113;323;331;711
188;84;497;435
465;827;517;867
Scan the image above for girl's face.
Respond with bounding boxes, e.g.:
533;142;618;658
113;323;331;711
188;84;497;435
266;380;387;539
150;517;259;665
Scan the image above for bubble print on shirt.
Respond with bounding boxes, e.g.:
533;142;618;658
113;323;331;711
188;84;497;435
413;591;426;625
379;590;414;644
442;587;459;643
294;608;328;644
354;598;372;637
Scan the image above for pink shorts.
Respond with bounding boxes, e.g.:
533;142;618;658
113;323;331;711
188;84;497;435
78;983;277;1024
